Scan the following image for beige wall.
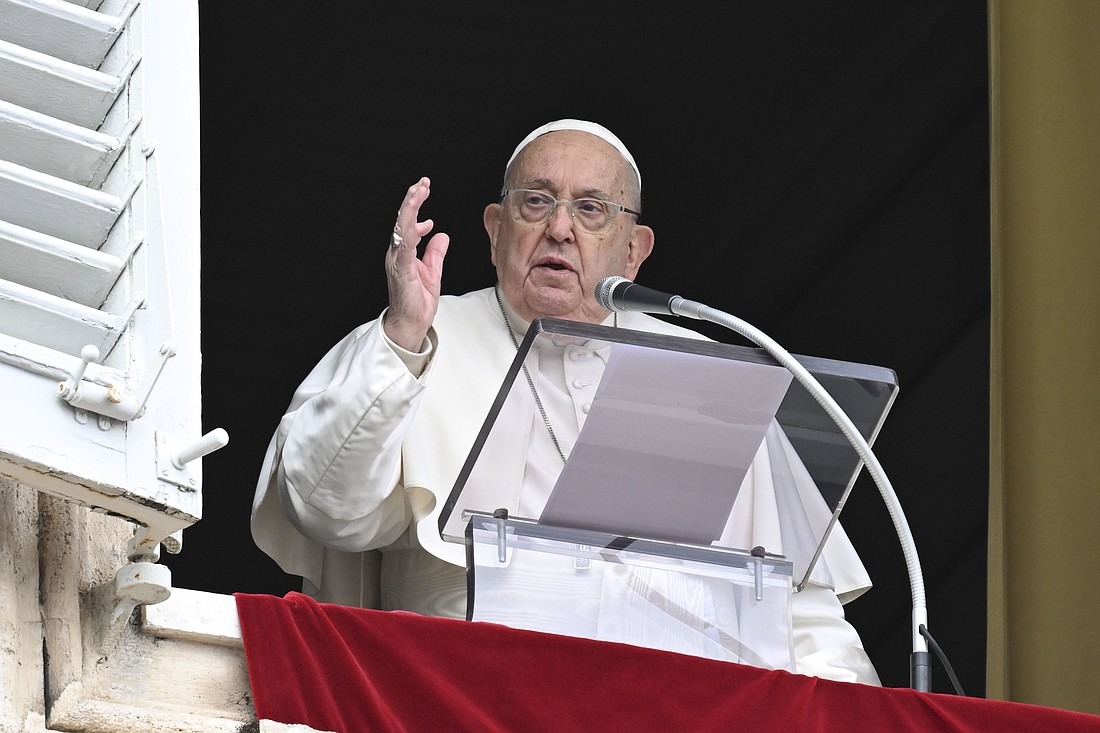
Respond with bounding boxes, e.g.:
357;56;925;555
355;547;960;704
988;0;1100;714
0;478;44;728
0;477;253;731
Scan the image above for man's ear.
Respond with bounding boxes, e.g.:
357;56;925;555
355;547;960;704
484;203;501;266
624;224;655;280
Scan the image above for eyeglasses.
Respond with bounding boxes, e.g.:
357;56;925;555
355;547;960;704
501;188;640;234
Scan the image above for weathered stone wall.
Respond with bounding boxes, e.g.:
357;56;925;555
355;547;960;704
1;476;254;732
0;477;43;732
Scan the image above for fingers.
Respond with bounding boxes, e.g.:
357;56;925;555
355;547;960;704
391;177;432;253
387;177;451;280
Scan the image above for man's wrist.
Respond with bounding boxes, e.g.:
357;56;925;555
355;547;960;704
381;315;433;376
382;314;429;354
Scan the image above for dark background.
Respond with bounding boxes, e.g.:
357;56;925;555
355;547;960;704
175;2;990;696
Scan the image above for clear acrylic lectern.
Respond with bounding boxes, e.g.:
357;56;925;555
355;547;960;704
437;318;898;670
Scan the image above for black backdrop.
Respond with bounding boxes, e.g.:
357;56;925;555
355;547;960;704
173;2;990;696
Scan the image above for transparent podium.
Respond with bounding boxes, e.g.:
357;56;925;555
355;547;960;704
438;318;898;671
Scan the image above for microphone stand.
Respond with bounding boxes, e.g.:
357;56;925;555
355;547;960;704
666;295;931;692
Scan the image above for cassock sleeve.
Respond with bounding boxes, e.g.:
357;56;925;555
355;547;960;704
251;314;437;585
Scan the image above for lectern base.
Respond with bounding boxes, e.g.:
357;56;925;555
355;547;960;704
465;513;795;670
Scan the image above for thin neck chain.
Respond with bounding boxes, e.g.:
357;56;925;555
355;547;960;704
495;285;567;464
493;285;618;465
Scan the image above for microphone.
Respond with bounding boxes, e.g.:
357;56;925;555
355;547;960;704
595;276;683;315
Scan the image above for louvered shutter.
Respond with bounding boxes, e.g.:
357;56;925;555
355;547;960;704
0;0;213;555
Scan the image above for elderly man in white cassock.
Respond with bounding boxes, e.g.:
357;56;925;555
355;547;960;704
250;119;881;685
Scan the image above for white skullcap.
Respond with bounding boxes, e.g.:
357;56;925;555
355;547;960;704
505;119;641;189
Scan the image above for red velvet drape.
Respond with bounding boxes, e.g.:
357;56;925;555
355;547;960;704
235;592;1100;733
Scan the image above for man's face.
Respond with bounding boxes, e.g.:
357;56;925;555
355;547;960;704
483;130;654;324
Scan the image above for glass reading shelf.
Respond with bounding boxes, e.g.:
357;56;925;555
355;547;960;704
439;317;898;593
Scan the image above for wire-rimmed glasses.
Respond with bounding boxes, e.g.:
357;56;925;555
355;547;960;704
501;188;640;234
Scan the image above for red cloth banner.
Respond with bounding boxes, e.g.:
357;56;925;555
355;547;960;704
235;592;1100;733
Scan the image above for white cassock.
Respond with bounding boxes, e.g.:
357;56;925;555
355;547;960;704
251;286;881;685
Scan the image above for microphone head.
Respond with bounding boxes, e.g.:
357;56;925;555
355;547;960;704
595;276;630;310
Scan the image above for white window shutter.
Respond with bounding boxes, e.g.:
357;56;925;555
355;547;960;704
0;0;216;556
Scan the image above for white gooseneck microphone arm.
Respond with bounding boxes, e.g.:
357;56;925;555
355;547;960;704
596;276;931;692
